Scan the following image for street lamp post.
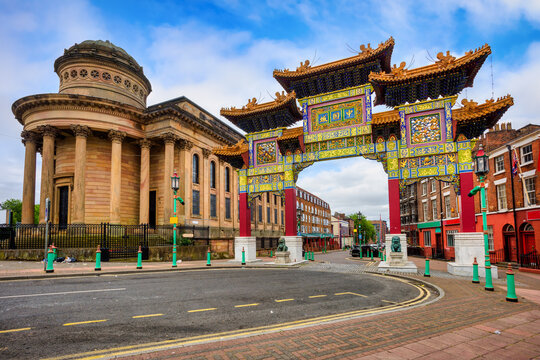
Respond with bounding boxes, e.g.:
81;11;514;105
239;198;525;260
468;145;494;291
170;170;185;268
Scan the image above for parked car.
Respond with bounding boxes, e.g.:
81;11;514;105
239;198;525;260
349;245;361;257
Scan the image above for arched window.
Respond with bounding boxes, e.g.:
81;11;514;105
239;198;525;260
192;154;199;184
225;167;230;192
210;161;216;188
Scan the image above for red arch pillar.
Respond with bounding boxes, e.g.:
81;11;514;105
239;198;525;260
239;192;251;237
459;172;476;232
285;187;297;236
388;178;401;234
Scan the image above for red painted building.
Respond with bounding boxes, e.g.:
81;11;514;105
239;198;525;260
473;124;540;263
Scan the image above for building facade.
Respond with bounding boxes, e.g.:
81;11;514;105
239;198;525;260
13;40;254;244
296;187;331;235
474;124;540;262
369;219;388;247
403;123;540;263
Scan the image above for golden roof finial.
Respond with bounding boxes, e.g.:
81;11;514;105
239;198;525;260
275;91;287;102
461;98;479;112
436;51;456;68
296;60;311;72
391;61;407;77
359;43;373;55
244;97;258;110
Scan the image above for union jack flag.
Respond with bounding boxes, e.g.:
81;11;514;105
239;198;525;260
511;149;519;177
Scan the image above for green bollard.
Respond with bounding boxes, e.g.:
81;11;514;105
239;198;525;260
206;247;211;267
360;247;363;259
45;248;54;273
172;244;177;268
505;263;518;302
270;250;273;258
384;253;386;262
52;243;57;261
424;258;431;277
472;257;479;283
137;245;142;269
370;249;373;261
95;245;101;271
484;254;494;291
241;247;246;265
304;251;308;261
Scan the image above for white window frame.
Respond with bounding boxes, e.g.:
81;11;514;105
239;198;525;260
422;180;427;196
423;201;429;221
444;195;451;218
494;155;505;173
523;176;537;206
431;179;437;193
521;144;533;165
487;225;494;251
496;184;507;210
432;199;437;220
447;230;458;247
424;231;431;247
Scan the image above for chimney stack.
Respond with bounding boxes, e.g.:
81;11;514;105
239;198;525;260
507;122;512;130
501;123;506;130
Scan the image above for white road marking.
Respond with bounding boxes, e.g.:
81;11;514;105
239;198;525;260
0;288;126;299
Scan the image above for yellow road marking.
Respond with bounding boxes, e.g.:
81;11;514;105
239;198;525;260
334;292;367;297
63;319;107;326
43;280;431;360
275;298;294;302
0;327;31;334
234;303;259;308
308;295;327;298
132;314;163;319
187;308;217;313
382;300;397;304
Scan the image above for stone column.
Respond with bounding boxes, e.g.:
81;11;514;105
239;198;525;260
202;148;211;223
70;125;91;223
37;125;57;223
178;139;193;222
161;133;177;223
285;187;297;236
138;139;152;224
108;130;126;224
21;131;38;224
459;172;476;232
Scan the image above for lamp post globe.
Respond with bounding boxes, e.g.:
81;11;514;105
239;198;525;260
171;170;180;192
474;145;489;177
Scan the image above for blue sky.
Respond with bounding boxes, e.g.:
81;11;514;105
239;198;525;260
1;0;539;221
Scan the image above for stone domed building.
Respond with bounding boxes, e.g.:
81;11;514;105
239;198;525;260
13;40;249;241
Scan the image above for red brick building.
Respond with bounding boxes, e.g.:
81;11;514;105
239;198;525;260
473;124;540;263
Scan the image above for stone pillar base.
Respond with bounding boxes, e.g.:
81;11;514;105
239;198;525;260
447;232;498;279
275;251;291;264
231;236;261;263
378;234;417;273
283;236;303;263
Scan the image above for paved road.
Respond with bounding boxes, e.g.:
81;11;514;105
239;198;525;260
0;267;428;359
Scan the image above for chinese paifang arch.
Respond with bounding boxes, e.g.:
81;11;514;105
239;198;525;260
213;37;513;238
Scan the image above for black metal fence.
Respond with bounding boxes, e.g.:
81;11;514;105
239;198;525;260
520;251;540;269
0;223;210;260
407;246;425;257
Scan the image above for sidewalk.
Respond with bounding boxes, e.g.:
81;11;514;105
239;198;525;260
0;256;277;280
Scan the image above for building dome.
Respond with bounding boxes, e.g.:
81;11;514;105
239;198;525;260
54;40;152;109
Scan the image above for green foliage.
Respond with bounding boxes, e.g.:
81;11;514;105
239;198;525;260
0;199;39;224
34;205;40;224
348;212;376;243
1;199;22;223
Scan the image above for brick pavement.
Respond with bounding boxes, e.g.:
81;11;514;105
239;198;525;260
118;270;540;360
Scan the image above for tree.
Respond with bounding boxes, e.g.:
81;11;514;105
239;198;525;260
348;212;376;243
0;199;39;224
1;199;22;223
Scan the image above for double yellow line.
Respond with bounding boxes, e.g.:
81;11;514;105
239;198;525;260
44;282;430;360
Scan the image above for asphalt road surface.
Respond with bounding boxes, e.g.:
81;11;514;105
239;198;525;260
0;267;424;359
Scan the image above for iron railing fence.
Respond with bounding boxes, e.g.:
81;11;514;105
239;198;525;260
520;251;540;269
407;246;425;257
488;248;507;264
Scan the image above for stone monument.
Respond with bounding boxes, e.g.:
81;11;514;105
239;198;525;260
275;238;291;264
378;234;418;273
447;232;498;278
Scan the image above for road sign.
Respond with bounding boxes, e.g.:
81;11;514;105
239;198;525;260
169;217;178;224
